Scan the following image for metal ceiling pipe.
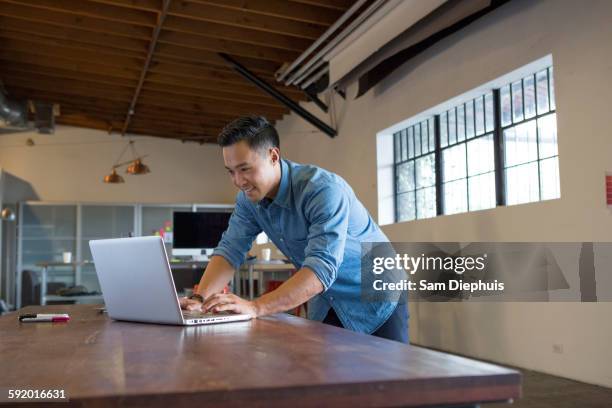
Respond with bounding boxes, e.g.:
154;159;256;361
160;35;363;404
300;64;331;90
285;0;389;87
219;53;337;138
276;0;369;83
0;91;27;126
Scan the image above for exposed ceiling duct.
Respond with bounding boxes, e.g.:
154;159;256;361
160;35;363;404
0;82;56;135
33;101;55;135
0;88;27;128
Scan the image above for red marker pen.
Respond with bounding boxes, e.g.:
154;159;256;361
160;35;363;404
19;313;70;323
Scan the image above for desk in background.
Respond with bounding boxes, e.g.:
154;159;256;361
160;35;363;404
239;259;296;299
0;304;521;407
171;260;296;300
34;261;103;305
30;260;295;306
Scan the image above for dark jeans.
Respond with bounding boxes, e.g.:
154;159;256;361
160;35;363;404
323;303;409;343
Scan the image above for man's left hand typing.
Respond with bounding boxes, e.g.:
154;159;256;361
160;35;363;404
202;293;260;317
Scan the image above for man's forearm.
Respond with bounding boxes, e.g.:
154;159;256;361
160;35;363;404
253;267;324;316
196;255;235;298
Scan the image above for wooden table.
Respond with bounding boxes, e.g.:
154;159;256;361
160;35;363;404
0;305;521;407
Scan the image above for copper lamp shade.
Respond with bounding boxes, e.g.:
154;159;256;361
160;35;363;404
126;159;150;175
1;207;16;221
103;169;125;183
103;140;150;183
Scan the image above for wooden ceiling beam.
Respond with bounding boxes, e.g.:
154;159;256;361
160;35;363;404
0;51;141;81
0;28;147;60
162;15;311;52
127;108;236;128
6;87;129;110
167;1;325;40
0;52;301;103
55;115;120;132
4;0;157;27
0;45;287;94
6;88;235;127
1;70;136;94
144;82;283;108
138;92;287;117
129;119;222;136
148;60;303;98
157;30;300;63
8;87;273;142
88;0;160;13
129;130;217;144
56;114;217;143
59;111;124;126
56;115;218;144
4;80;287;119
0;61;285;108
141;81;282;108
153;45;282;75
3;75;134;101
130;127;215;143
0;64;138;89
188;0;342;26
122;0;171;134
0;1;152;39
60;104;229;132
289;0;354;11
0;34;303;97
0;55;296;106
150;58;277;85
149;71;304;101
58;107;223;135
130;113;226;130
0;39;145;71
0;16;150;55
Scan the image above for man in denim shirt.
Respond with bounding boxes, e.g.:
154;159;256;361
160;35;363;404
180;116;408;343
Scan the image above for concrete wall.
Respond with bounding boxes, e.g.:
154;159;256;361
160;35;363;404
0;126;236;204
276;0;612;388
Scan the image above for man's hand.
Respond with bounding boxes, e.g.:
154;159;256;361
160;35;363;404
179;296;204;312
202;293;259;317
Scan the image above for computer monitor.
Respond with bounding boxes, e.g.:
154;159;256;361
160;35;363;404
172;212;232;253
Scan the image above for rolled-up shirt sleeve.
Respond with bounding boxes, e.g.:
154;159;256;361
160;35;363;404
213;193;262;270
301;183;350;291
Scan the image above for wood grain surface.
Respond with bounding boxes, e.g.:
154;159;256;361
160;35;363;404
0;304;521;407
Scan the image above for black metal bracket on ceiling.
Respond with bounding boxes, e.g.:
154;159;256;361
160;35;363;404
218;53;337;138
303;88;328;114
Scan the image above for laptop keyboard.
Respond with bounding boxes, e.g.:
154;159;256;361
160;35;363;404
182;310;231;318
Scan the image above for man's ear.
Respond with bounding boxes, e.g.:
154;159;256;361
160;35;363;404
269;147;281;165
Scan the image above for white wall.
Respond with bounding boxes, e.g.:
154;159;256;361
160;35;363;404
0;126;236;204
276;0;612;387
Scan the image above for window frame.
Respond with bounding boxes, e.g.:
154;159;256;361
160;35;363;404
393;118;437;222
393;66;558;223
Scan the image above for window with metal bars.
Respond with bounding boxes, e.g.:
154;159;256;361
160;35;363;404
394;118;436;221
393;65;559;223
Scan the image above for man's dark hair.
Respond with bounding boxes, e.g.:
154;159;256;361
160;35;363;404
217;115;280;151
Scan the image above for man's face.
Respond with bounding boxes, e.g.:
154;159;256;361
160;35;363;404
223;140;280;202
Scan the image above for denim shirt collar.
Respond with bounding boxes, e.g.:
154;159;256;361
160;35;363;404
258;159;291;210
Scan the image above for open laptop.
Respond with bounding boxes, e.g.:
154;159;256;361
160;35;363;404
89;236;251;326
